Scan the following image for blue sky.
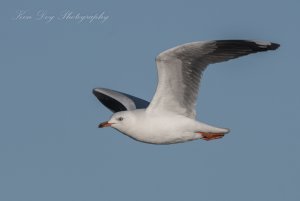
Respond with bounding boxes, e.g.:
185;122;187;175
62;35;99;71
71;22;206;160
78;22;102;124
1;0;299;200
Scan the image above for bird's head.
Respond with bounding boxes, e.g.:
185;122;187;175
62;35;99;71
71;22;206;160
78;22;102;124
98;111;135;132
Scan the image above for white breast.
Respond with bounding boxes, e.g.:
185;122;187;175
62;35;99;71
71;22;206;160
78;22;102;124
121;111;200;144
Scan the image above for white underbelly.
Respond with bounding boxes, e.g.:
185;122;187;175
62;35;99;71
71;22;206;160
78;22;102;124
121;115;201;144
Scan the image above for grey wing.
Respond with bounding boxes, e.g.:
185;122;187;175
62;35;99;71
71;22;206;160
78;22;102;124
93;88;150;113
147;40;280;119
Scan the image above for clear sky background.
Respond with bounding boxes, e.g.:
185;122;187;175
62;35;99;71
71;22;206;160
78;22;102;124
1;0;299;201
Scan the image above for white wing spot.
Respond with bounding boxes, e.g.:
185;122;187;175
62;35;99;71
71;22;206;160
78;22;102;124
253;40;271;47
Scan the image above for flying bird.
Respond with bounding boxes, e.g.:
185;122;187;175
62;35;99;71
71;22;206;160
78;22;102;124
93;40;279;144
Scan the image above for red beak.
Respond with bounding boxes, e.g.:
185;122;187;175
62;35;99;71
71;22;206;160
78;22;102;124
98;121;113;128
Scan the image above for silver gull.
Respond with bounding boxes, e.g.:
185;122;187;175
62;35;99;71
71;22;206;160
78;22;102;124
93;40;279;144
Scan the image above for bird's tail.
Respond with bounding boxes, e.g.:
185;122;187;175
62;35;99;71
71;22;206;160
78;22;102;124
195;122;230;141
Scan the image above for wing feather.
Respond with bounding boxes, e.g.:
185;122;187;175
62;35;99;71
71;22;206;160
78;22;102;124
146;40;279;118
93;88;149;113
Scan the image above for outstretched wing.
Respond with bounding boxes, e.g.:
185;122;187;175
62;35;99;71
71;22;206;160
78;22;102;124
147;40;280;118
93;88;150;113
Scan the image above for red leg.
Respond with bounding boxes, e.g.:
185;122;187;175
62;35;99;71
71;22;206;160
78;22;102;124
197;132;225;141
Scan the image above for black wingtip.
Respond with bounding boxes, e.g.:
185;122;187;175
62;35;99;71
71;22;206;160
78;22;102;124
92;88;107;96
92;88;99;96
251;41;280;51
214;40;280;53
92;88;127;113
269;42;280;50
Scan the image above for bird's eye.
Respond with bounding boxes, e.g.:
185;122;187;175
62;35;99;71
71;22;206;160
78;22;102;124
117;117;124;121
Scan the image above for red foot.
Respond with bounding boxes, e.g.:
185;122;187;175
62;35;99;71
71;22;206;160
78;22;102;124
197;132;225;141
